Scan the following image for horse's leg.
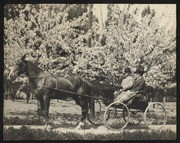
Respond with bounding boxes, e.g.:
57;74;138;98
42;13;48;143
31;93;33;99
37;99;42;120
36;95;44;120
26;93;30;103
75;98;88;130
43;94;51;130
152;96;155;108
12;89;15;102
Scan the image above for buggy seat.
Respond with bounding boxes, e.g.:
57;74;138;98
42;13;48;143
126;92;149;111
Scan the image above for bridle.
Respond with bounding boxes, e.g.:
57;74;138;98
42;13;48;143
17;61;52;79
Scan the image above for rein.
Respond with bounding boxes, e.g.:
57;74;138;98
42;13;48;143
18;76;113;103
19;75;53;79
42;85;113;102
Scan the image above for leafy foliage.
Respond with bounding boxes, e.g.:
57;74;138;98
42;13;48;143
4;4;176;94
105;4;176;89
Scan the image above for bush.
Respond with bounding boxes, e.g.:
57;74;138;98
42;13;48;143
3;75;22;100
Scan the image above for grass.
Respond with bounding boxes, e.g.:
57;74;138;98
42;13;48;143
3;117;44;125
3;113;176;126
3;126;176;140
3;100;176;140
167;116;176;124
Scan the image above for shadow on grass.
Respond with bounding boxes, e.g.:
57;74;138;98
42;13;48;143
8;110;36;117
3;116;44;125
4;112;81;126
3;126;176;140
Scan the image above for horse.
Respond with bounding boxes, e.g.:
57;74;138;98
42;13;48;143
91;80;118;105
9;54;95;130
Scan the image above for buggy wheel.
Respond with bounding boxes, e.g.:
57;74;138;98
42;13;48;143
144;102;167;130
103;101;130;131
87;100;103;126
123;108;129;122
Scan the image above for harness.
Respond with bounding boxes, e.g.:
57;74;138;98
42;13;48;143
18;74;113;103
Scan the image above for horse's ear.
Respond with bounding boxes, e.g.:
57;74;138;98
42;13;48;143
21;53;28;61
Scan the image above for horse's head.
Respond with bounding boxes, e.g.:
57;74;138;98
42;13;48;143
8;54;27;80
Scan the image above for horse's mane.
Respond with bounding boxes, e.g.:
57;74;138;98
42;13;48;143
26;61;43;71
24;60;52;77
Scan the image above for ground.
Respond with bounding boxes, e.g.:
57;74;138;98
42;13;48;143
3;99;176;139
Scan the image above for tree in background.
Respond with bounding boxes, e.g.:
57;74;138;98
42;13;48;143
4;4;109;80
4;4;176;100
4;4;89;76
105;4;176;88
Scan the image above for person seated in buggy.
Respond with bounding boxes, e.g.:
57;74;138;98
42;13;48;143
114;67;134;97
115;65;148;111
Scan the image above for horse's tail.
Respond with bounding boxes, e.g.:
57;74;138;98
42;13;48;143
82;78;94;97
85;80;96;115
78;77;95;109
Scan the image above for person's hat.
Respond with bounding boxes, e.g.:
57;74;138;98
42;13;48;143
134;65;144;74
124;67;132;73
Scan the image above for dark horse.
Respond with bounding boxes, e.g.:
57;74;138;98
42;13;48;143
9;54;95;130
91;80;119;105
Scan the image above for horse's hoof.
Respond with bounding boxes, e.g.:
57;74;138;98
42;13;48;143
75;126;80;130
44;125;52;131
75;122;85;130
75;125;84;130
75;126;84;130
47;126;52;131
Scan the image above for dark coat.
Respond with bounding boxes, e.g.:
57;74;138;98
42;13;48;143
132;77;145;94
128;77;147;109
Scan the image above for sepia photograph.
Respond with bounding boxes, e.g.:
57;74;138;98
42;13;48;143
3;4;176;140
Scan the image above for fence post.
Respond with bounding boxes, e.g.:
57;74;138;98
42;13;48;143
163;95;166;106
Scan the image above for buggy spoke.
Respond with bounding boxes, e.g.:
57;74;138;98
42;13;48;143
144;102;167;130
103;101;130;131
